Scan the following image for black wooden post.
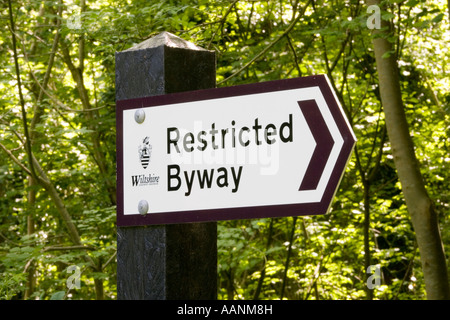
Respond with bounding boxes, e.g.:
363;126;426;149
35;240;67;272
115;32;217;300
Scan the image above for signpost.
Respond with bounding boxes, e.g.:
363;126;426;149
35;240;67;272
116;32;217;300
115;32;356;300
117;74;356;227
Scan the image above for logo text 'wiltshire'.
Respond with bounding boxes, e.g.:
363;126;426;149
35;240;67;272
131;174;160;186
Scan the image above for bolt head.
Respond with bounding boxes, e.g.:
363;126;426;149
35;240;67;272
138;200;149;215
134;109;146;124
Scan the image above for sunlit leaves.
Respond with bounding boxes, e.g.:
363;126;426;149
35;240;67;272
0;0;448;300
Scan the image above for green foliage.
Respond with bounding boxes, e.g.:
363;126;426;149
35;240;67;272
0;0;448;300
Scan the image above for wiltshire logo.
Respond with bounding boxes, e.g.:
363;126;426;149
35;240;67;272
131;174;160;187
132;136;160;187
138;136;152;169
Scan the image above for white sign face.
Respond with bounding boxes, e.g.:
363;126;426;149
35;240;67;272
116;75;356;226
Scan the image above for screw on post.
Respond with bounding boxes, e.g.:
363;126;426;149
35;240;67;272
138;200;149;215
134;108;146;124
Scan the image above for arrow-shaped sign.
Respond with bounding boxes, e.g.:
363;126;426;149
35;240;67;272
116;75;356;226
297;99;335;191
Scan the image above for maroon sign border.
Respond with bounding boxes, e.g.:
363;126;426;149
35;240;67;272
116;75;355;226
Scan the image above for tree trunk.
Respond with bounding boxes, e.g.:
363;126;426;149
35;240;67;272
448;0;450;29
367;0;449;299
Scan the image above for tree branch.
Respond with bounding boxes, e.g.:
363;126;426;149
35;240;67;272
42;245;96;252
0;141;33;177
79;0;86;73
0;135;83;247
207;0;239;50
280;216;297;299
253;218;274;300
30;0;63;136
218;0;312;85
286;34;302;76
102;251;117;271
7;0;37;181
27;63;107;113
61;38;117;205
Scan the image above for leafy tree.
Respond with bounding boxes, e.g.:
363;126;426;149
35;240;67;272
0;0;448;300
367;0;448;299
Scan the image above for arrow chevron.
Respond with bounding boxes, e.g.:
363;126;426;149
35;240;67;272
298;99;335;191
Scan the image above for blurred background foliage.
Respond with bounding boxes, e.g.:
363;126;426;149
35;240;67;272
0;0;448;299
